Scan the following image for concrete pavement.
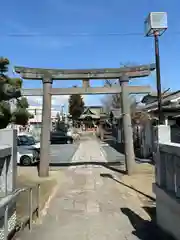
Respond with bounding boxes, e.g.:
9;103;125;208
18;137;171;240
50;143;80;165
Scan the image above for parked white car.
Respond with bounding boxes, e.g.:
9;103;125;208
17;133;40;166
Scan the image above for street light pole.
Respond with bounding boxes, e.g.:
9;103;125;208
145;12;167;124
154;31;164;124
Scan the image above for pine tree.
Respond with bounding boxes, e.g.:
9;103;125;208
68;94;84;121
0;57;32;129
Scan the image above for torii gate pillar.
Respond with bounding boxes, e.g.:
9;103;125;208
120;76;135;175
39;76;52;177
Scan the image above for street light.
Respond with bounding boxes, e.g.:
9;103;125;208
145;12;168;124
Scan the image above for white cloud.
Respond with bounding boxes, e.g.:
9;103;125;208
27;95;89;113
27;95;69;110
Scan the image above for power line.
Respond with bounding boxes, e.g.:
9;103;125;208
0;32;142;37
1;31;180;38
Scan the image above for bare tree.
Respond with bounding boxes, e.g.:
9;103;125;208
103;79;121;110
102;62;139;112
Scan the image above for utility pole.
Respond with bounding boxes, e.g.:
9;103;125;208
120;76;135;175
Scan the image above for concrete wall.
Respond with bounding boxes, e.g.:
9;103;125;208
28;106;59;123
154;125;180;239
0;129;17;239
0;145;16;240
154;184;180;240
0;129;17;192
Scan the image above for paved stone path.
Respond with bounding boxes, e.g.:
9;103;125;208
18;138;157;240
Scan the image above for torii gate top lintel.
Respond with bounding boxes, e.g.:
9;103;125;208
14;63;155;80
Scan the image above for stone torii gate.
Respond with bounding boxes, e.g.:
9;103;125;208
15;64;155;177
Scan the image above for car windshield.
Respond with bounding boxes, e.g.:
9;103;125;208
18;135;36;146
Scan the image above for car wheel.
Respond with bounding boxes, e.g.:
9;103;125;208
67;139;72;144
20;155;32;166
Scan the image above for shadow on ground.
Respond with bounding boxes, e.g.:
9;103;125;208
103;139;125;154
121;208;175;240
99;172;174;239
50;161;126;174
100;173;155;201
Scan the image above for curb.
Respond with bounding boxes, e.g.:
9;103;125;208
40;183;59;219
71;142;81;163
99;145;107;162
11;182;60;238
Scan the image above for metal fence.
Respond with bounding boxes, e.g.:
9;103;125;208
0;184;40;240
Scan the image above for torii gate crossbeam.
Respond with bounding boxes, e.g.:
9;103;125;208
15;64;155;177
21;86;152;96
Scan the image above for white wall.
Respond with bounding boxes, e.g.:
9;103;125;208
28;106;59;123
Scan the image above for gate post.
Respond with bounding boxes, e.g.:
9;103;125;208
39;75;52;177
120;75;135;175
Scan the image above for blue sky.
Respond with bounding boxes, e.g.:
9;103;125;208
1;0;180;111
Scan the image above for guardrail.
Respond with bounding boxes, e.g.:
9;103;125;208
0;184;40;240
